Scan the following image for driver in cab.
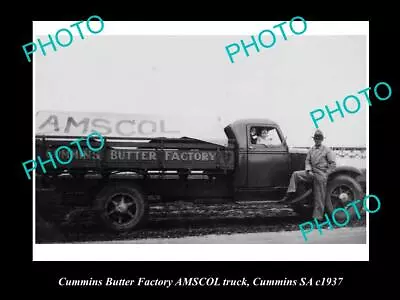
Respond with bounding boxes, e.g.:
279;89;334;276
257;128;273;146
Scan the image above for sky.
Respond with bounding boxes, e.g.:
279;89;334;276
35;34;367;147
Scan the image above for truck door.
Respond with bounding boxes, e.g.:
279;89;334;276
247;125;291;189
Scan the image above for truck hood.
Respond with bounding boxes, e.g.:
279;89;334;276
288;147;308;171
288;147;309;155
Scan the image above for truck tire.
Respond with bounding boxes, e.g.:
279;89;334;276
326;174;365;222
94;184;149;233
291;175;364;221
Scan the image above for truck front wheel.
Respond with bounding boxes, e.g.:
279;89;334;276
326;174;364;221
94;184;148;233
291;174;364;221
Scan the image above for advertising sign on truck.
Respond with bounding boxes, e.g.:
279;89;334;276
35;111;228;146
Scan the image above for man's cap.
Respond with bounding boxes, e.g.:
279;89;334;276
313;129;324;139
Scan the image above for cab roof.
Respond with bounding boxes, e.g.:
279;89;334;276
229;118;279;129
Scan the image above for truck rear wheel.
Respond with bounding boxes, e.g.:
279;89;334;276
94;184;148;233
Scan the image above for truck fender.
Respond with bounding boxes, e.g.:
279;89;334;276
328;166;362;180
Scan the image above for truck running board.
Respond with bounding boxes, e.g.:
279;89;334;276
288;189;313;204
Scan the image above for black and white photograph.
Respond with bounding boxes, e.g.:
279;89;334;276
32;21;369;261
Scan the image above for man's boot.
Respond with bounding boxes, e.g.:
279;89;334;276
279;192;296;204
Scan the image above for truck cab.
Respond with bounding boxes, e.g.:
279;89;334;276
225;119;293;200
224;119;365;204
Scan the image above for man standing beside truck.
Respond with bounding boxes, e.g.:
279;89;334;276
281;129;336;220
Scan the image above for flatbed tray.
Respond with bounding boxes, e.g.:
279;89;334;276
35;135;236;173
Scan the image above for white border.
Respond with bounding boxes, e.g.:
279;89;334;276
33;244;368;261
366;30;370;246
33;21;369;36
32;21;369;261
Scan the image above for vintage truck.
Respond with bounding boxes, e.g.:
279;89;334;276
35;118;366;233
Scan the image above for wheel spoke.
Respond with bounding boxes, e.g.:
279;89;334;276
338;186;344;194
127;210;135;219
107;208;117;216
331;196;340;204
330;194;343;205
332;199;342;207
331;190;339;197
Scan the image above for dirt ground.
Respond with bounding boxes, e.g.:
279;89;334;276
36;201;366;244
90;226;366;244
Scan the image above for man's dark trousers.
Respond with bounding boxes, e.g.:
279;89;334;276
287;170;333;219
